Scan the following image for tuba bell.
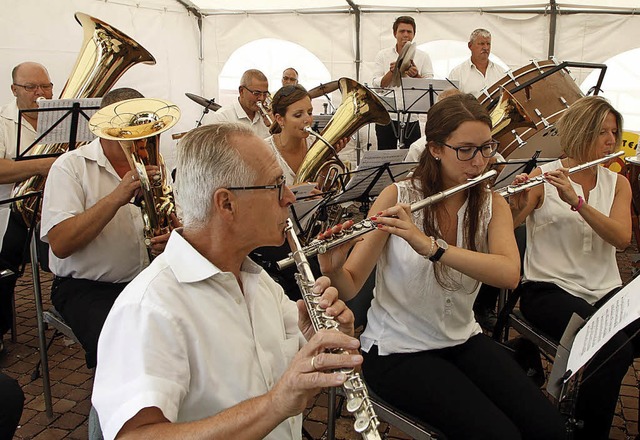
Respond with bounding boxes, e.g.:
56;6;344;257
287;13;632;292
490;88;536;154
294;77;391;191
293;78;390;243
12;12;156;225
89;98;180;253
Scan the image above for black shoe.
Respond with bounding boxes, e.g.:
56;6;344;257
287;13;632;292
475;307;498;332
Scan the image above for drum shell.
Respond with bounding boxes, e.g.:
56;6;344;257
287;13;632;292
480;60;584;160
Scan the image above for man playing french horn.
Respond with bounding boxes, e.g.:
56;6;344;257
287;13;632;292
40;88;174;369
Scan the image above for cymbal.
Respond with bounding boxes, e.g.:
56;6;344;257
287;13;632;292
185;93;221;112
390;42;416;87
308;81;340;99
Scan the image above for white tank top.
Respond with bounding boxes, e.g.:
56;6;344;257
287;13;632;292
360;180;491;355
523;159;621;304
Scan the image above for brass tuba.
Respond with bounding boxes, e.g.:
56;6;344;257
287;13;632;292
294;77;391;191
12;12;156;225
88;98;180;251
294;78;390;243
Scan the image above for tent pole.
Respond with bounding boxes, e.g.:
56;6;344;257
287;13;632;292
547;0;558;58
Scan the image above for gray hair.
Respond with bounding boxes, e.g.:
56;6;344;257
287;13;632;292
176;123;258;228
469;28;491;43
240;69;268;87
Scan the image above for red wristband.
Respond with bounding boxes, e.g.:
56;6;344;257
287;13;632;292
571;195;584;212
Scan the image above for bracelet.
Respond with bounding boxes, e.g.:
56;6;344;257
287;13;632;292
571;195;585;212
422;236;435;259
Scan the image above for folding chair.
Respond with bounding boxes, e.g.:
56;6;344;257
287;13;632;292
326;270;446;440
0;192;42;343
31;225;80;419
494;225;559;360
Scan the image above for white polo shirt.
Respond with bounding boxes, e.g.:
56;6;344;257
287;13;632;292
448;58;505;98
206;98;270;139
93;230;305;440
41;137;149;282
0;99;37;248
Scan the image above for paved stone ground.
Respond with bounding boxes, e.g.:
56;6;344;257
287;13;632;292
1;246;639;440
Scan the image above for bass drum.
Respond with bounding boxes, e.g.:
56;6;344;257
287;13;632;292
479;59;584;160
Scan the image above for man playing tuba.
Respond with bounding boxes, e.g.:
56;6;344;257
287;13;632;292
40;88;174;369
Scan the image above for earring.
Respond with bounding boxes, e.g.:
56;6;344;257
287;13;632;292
434;156;440;161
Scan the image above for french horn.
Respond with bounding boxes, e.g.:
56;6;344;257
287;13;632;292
12;12;156;226
89;98;180;252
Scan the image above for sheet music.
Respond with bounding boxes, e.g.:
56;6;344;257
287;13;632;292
566;275;640;377
37;98;102;144
333;149;414;203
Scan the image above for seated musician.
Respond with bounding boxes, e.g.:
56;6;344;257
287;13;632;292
509;95;638;440
92;123;361;440
254;84;347;297
319;94;567;439
40;88;172;369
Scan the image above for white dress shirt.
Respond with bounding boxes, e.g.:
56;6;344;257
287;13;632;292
41;137;149;282
448;58;505;98
93;230;305;440
361;180;490;355
371;45;434;124
206;98;270;139
523;159;621;304
0;100;37;248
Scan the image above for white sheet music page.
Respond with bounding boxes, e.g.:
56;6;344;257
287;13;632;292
566;275;640;377
37;98;102;144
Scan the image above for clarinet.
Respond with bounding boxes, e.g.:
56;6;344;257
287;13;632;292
284;219;382;440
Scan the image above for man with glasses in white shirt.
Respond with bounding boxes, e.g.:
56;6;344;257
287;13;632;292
0;62;57;353
207;69;271;139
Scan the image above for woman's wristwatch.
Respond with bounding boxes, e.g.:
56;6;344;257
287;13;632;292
429;239;448;262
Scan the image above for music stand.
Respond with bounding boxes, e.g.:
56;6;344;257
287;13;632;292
16;98;101;161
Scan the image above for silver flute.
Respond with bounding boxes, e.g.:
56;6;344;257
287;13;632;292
278;170;497;270
496;151;623;198
284;219;382;440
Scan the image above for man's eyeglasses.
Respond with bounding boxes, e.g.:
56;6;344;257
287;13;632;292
441;140;500;161
13;83;53;92
227;176;286;201
242;86;269;98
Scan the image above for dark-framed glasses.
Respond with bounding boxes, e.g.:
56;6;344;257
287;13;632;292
227;176;286;201
441;140;500;161
13;83;53;92
242;86;269;98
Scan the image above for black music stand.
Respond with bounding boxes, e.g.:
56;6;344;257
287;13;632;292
16;98;100;161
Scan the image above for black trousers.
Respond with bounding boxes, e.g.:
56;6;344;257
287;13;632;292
51;276;128;369
375;120;421;150
363;334;567;440
0;212;29;337
519;281;640;440
0;371;24;440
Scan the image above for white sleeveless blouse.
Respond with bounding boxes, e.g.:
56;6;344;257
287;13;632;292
523;159;621;304
360;180;492;355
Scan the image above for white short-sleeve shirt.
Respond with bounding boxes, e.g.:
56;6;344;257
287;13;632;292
40;137;149;282
0;99;37;248
206;98;271;139
447;59;505;98
92;230;305;440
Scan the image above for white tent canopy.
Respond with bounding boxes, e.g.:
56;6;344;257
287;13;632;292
2;0;639;167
